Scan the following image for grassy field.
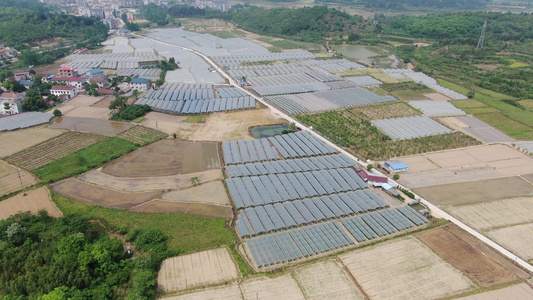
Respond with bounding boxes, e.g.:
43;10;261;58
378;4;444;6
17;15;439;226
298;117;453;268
440;79;533;140
52;193;235;254
337;69;411;84
257;37;299;49
117;126;168;146
297;105;479;160
184;115;207;123
33;137;138;183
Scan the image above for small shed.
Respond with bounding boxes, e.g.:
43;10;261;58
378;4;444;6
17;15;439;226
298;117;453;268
385;160;409;173
381;183;399;197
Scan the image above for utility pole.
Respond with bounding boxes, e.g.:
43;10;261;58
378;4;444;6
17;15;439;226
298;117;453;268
476;20;487;51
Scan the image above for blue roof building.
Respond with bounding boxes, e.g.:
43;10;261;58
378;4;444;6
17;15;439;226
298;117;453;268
384;160;409;172
130;78;150;83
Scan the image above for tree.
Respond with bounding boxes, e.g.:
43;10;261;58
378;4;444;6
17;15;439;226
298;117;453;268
132;89;140;100
288;122;298;133
6;223;27;244
108;95;128;114
53;109;62;117
190;176;201;186
393;174;400;180
367;164;373;171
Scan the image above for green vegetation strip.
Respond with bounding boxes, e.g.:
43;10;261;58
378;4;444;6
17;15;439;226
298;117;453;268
52;193;235;254
33;137;138;183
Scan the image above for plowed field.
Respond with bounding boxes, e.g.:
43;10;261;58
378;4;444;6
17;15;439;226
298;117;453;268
131;200;233;218
0;160;38;197
0;187;62;220
416;224;528;287
0;126;65;158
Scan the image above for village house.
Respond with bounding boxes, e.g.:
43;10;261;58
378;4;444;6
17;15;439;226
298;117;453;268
58;66;78;78
129;78;150;91
0;91;25;115
50;85;77;100
86;68;105;78
89;77;108;89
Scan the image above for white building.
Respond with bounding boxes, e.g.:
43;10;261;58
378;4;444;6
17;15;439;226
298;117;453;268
51;85;77;99
0;92;24;115
129;78;150;91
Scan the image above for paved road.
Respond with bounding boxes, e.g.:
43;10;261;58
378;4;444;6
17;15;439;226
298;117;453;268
133;33;533;274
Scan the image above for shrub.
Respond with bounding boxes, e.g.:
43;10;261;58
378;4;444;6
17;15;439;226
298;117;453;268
366;164;373;171
393;174;400;180
53;109;62;117
135;228;167;251
115;105;151;121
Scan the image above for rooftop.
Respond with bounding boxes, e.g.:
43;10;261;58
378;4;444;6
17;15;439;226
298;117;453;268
59;66;74;71
51;85;74;91
130;78;150;83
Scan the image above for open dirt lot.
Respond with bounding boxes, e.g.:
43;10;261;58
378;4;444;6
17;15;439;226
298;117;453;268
294;260;364;300
162;283;243;300
131;200;233;218
162;181;229;205
80;169;223;193
339;237;475;300
158;248;240;293
416;224;527;287
140;112;201;137
457;283;533;300
5;132;106;170
487;223;533;261
414;176;533;206
91;96;136;108
447;196;533;231
398;144;533;188
51;178;163;209
0;187;62;220
61;95;104;107
102;140;220;177
525;173;533;184
191;109;280;141
0;126;66;158
56;106;111;120
0;160;38;197
241;274;305;300
51;116;134;136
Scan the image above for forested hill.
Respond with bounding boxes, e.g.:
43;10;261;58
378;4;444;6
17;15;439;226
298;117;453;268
0;0;108;48
231;6;372;42
314;0;486;11
382;12;533;44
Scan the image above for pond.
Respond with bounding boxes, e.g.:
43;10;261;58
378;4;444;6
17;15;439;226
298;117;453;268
333;45;403;68
250;125;288;139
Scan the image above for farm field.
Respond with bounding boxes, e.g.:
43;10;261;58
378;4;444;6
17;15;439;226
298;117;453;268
240;274;305;300
297;107;479;160
116;125;167;145
0;126;66;157
162;283;242;300
0;160;38;197
413;176;533;205
398;144;533;188
0;187;62;220
447;196;533;231
157;248;240;293
79;169;222;192
191;109;280;141
293;260;364;300
51;178;163;209
337;68;409;84
416;224;528;287
102;140;219;177
487;223;533;262
162;181;229;205
55;106;111;120
350;101;420;120
340;237;474;300
50;116;134;136
5;132;106;170
457;283;533;300
140;112;201;137
131;200;233;218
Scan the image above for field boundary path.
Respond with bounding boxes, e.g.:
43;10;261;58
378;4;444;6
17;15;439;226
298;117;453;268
133;33;533;274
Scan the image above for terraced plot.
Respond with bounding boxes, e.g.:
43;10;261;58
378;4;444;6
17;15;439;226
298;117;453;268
0;126;65;158
51;117;134;136
5;132;106;170
0;160;38;197
0;187;62;220
116;125;167;145
340;237;474;300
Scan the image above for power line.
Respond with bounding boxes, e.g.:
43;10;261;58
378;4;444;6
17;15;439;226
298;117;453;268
476;19;487;50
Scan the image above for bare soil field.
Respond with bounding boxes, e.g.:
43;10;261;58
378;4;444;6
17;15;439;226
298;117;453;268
447;196;533;231
79;169;222;192
161;181;229;205
0;187;62;220
424;92;452;100
416;224;527;287
398;144;533;188
102;140;220;177
5;132;106;170
487;223;533;261
51;178;162;209
191;109;280;141
116;126;167;145
63;95;104;107
56;106;111;120
414;176;533;206
0;126;66;158
157;248;240;293
162;283;243;300
457;283;533;300
0;161;38;197
339;237;475;300
524;173;533;184
140;112;200;136
51;117;134;136
131;200;233;218
293;260;364;300
240;274;305;300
